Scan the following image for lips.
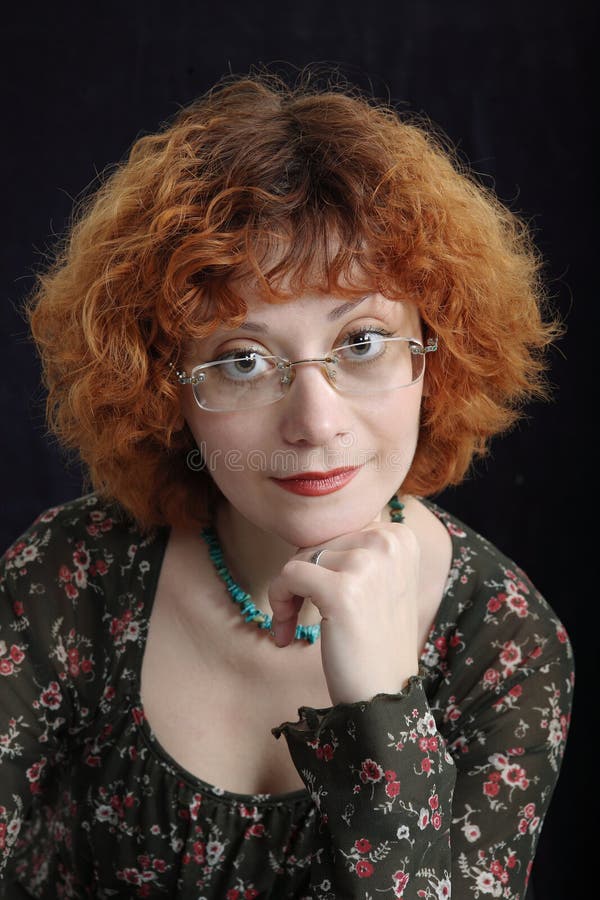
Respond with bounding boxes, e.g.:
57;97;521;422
271;466;361;496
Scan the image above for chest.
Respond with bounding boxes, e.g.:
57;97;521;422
139;511;450;797
140;615;330;795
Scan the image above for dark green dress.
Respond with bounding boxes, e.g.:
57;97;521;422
0;493;574;898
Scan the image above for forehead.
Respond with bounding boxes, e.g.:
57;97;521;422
199;294;422;350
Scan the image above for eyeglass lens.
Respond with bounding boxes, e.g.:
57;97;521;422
191;337;426;411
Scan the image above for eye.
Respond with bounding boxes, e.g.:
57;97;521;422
337;328;393;360
214;350;272;381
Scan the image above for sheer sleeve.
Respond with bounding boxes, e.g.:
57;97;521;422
273;677;456;899
0;523;71;876
438;576;574;899
0;500;110;881
273;570;573;899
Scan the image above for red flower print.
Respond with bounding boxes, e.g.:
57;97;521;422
420;757;432;774
428;793;439;810
502;764;528;789
0;659;14;676
355;859;374;878
354;838;372;853
58;565;72;582
26;759;46;782
483;668;499;686
483;780;500;797
508;684;523;699
556;625;568;643
447;522;466;537
434;636;448;657
316;743;334;761
190;794;203;821
359;759;384;783
431;812;442;830
384;769;397;781
73;546;90;568
393;869;410;896
500;641;521;668
524;802;536;818
40;684;62;709
507;595;529;617
487;596;503;613
244;823;265;838
64;583;79;600
385;781;401;798
244;890;259;900
226;889;240;900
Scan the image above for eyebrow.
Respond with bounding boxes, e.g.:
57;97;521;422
236;296;370;333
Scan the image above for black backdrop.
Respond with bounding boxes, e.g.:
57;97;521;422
1;2;593;897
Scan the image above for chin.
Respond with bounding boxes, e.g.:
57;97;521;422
263;505;384;550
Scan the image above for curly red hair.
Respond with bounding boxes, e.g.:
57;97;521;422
25;70;560;532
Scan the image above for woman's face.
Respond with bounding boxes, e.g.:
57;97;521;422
181;291;424;549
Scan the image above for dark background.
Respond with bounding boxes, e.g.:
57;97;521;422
1;2;593;897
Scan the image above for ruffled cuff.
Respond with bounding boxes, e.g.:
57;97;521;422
271;674;426;740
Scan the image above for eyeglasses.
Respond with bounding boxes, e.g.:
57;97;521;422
174;334;438;412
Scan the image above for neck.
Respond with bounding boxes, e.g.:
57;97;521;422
215;499;298;607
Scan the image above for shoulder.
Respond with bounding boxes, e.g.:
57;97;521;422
420;497;574;679
0;491;165;625
2;492;136;587
0;493;168;708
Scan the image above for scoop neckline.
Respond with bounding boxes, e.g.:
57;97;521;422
130;496;460;806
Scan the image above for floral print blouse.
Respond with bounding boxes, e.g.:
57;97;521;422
0;493;574;899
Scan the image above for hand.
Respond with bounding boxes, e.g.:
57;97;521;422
267;523;421;706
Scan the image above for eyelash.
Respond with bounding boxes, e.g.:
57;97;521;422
217;326;395;360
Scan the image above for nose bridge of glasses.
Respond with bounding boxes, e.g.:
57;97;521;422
278;354;339;386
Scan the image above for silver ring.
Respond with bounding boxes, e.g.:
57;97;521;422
310;549;327;566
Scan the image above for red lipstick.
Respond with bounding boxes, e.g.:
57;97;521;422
271;467;360;496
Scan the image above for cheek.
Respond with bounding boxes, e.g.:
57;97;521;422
182;399;264;481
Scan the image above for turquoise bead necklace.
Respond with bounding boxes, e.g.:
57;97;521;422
200;494;405;644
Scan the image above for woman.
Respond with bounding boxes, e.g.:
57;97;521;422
0;71;573;898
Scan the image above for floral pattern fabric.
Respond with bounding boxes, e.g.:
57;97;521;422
0;493;574;898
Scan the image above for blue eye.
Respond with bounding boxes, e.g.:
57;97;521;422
338;329;392;360
215;351;272;381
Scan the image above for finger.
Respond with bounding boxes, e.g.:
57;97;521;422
268;558;342;632
271;593;303;647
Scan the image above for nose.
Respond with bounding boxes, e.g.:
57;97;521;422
277;360;351;448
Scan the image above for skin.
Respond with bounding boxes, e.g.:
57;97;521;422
181;291;424;706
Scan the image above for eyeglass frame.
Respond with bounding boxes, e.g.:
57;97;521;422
172;335;438;411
